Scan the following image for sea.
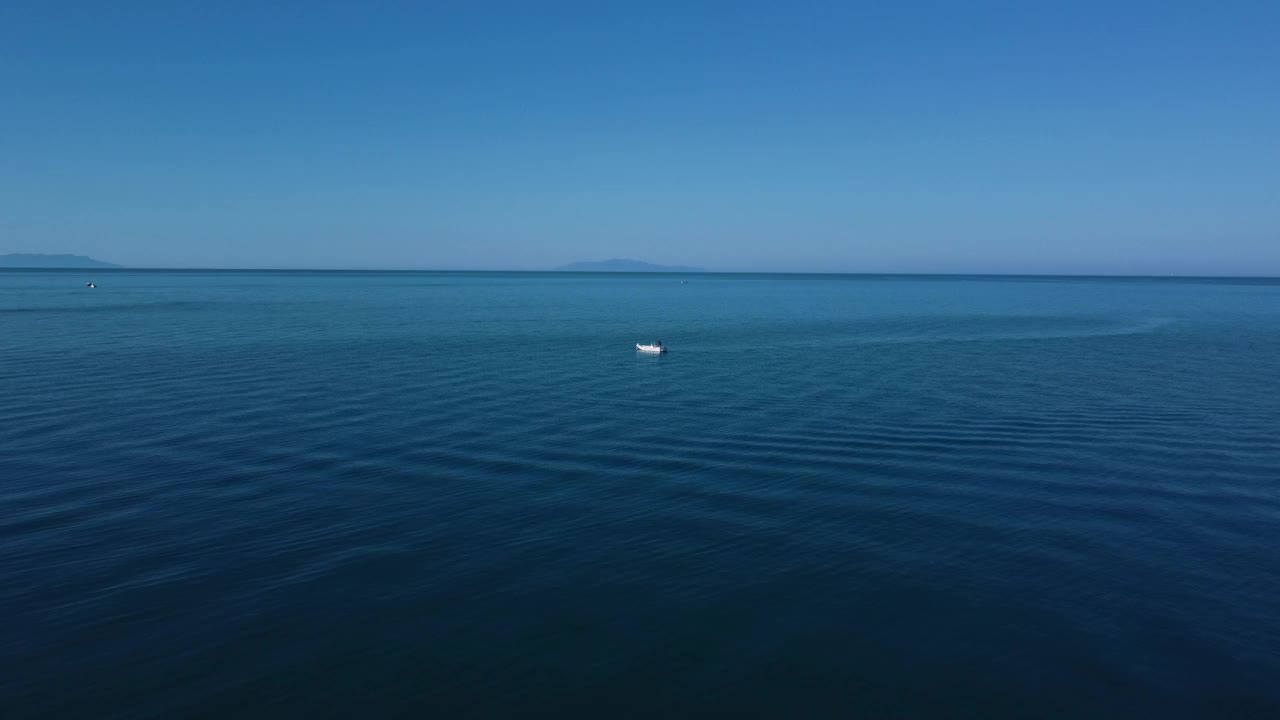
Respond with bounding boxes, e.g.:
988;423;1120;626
2;269;1278;718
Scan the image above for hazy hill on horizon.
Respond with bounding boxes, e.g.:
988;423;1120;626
0;253;119;268
556;258;705;272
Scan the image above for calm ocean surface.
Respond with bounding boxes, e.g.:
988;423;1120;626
2;270;1278;718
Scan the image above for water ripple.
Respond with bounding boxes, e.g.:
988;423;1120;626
2;271;1279;716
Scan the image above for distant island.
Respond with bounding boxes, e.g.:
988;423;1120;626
556;258;705;272
0;253;119;268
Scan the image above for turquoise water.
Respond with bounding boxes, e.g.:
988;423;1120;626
2;270;1279;717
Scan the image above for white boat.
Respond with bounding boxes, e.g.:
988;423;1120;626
86;282;96;288
636;342;667;353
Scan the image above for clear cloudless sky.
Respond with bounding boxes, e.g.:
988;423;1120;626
2;1;1277;273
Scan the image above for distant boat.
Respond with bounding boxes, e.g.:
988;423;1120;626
680;280;688;284
86;282;96;288
636;342;667;353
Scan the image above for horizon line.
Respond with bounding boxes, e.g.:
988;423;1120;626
3;266;1279;280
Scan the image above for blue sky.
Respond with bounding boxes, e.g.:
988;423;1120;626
2;1;1277;273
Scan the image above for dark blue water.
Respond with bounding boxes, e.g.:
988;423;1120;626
3;270;1279;718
